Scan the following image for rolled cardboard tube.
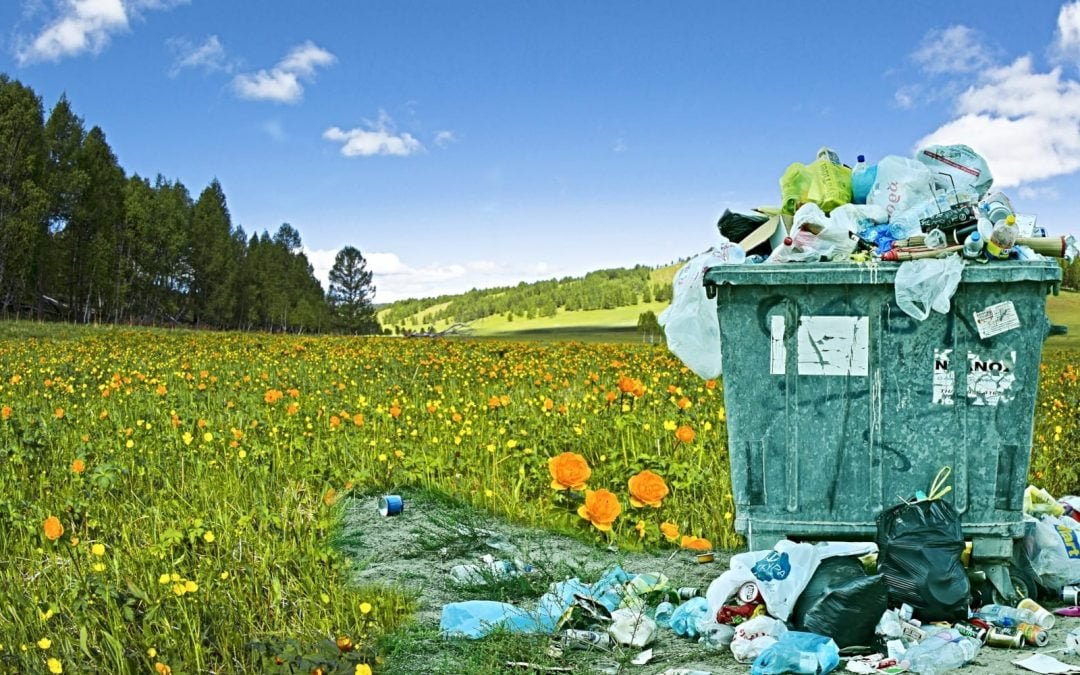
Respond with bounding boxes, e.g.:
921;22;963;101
1016;236;1067;258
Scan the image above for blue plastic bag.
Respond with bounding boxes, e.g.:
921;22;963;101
750;631;840;675
668;597;710;638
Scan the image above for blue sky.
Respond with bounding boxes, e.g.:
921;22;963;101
3;1;1080;301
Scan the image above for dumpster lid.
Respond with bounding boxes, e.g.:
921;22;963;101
703;260;1063;287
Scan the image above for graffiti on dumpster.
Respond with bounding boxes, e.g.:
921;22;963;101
932;349;1018;406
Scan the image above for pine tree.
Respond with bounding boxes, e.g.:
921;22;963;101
328;246;379;333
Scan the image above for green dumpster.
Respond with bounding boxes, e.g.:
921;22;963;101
703;259;1063;602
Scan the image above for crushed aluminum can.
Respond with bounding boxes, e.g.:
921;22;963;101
677;587;701;600
737;581;762;605
1063;585;1080;606
560;629;612;651
987;625;1024;649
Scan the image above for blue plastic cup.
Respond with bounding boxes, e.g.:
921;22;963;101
378;495;404;516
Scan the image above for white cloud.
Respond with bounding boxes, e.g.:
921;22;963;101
232;40;336;104
894;85;918;109
15;0;186;64
915;56;1080;187
323;110;423;157
433;130;457;147
1017;184;1060;201
1055;1;1080;60
260;119;286;141
912;25;994;75
168;34;231;76
304;248;557;303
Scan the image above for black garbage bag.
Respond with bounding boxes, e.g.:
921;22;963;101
791;556;888;648
715;210;770;254
876;498;971;622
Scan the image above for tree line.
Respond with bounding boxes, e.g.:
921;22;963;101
0;74;380;333
382;266;673;330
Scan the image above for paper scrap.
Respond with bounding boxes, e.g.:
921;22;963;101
974;300;1020;339
1013;654;1080;674
770;315;786;375
796;316;869;376
631;648;655;665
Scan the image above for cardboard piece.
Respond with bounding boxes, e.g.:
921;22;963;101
738;213;790;255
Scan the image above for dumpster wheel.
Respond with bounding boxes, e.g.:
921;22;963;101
988;564;1035;605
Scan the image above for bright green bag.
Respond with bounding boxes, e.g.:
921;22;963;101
780;160;852;215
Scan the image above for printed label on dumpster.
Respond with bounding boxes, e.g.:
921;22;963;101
796;316;869;376
932;350;1018;406
770;315;786;375
933;348;955;405
967;351;1017;406
974;301;1020;339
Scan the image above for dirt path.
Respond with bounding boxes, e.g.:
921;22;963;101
338;490;1080;674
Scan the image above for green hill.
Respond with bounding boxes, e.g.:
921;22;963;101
379;261;1079;347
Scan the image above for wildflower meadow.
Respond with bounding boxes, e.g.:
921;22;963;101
0;324;1076;672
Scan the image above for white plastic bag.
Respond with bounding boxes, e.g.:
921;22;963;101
868;156;935;224
791;203;857;261
730;541;820;622
916;144;994;200
730;615;788;663
659;243;743;379
894;255;965;321
1031;514;1080;590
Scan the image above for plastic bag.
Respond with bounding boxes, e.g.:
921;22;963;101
792;203;861;261
867;156;935;223
780;159;852;215
750;631;841;675
658;245;742;379
608;607;657;647
1025;485;1066;518
731;616;788;664
876;498;971;622
729;541;820;622
791;556;888;648
1031;514;1080;590
894;255;964;321
669;597;711;638
916;144;994;200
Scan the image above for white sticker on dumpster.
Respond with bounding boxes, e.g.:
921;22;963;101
933;348;955;405
974;301;1020;339
770;315;786;375
967;351;1017;406
796;316;869;376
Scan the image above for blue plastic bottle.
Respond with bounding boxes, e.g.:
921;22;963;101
850;155;876;205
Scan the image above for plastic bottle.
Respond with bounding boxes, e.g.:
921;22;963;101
982;192;1015;225
986;214;1019;259
903;630;980;675
962;231;984;259
975;603;1039;627
851;155;876;205
924;228;947;249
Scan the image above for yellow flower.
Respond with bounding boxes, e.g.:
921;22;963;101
91;543;105;556
184;580;198;593
548;452;591;491
154;662;172;675
662;420;677;431
577;489;622;532
37;638;51;650
181;432;193;445
202;531;215;543
202;432;213;443
660;521;680;542
147;648;157;658
92;563;106;573
360;602;373;615
158;573;170;585
356;665;373;675
635;520;646;539
47;658;62;674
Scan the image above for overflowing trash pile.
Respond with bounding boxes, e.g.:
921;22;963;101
438;483;1080;674
659;144;1077;381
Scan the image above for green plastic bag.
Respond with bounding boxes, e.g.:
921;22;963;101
780;160;852;215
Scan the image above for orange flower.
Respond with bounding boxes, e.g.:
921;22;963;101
71;459;86;474
549;452;591;490
604;391;617;404
264;389;283;404
676;397;691;410
660;521;680;542
487;396;501;409
627;470;669;508
352;413;364;427
705;379;717;390
675;425;696;443
631;383;645;398
617;376;636;394
543;398;554;411
155;384;168;396
286;403;299;415
54;407;65;419
329;415;341;429
323;488;338;506
577;489;622;532
389;404;402;418
680;535;712;551
43;516;64;541
0;405;10;420
154;663;172;675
